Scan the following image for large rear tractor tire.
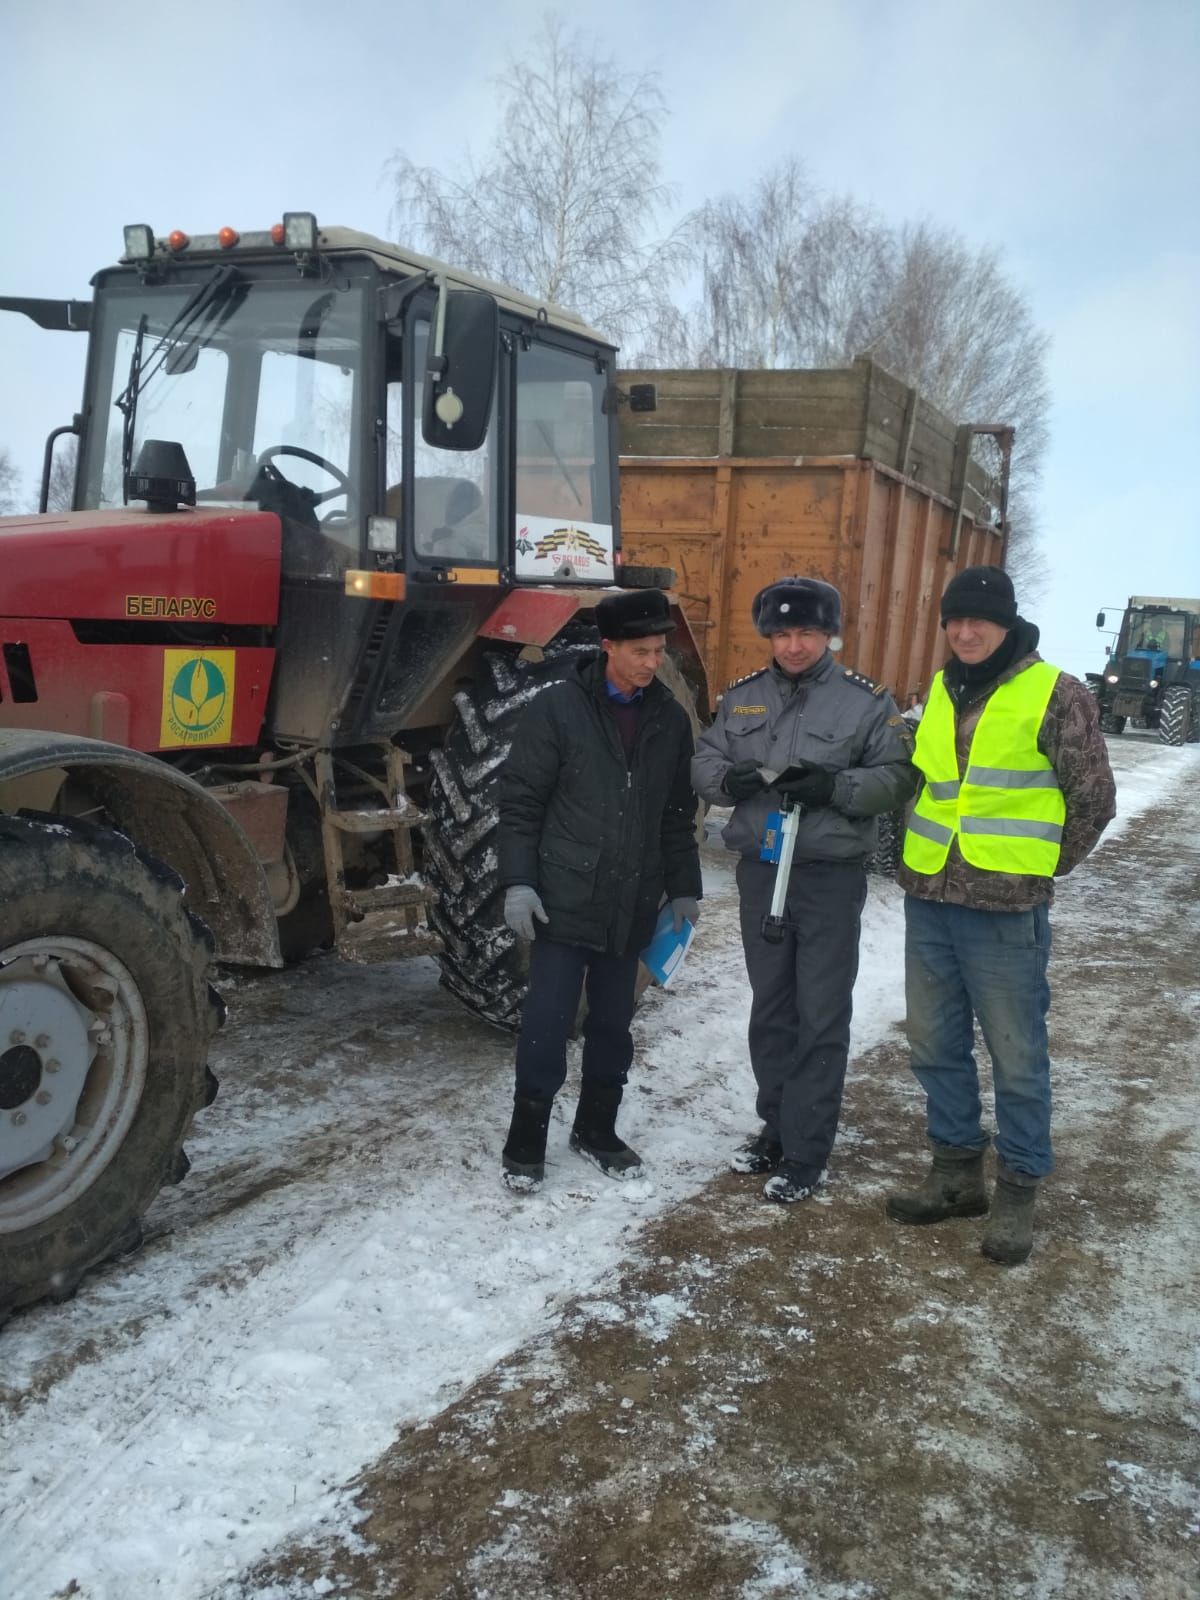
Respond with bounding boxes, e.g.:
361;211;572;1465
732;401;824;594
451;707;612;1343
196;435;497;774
0;815;220;1320
425;630;599;1031
1158;686;1192;746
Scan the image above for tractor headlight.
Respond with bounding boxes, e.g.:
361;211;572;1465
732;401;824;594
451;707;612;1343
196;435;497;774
123;224;155;261
282;212;318;252
1105;674;1119;684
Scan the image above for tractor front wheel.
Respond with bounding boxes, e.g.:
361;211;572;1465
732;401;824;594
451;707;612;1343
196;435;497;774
0;816;219;1319
1158;686;1192;746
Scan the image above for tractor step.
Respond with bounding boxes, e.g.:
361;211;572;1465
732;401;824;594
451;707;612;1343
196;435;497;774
345;880;435;913
326;805;426;834
337;908;443;963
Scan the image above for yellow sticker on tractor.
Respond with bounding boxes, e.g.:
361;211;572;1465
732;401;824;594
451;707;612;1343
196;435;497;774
160;650;236;747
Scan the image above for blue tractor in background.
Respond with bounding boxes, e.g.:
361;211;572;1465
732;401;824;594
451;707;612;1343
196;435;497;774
1089;596;1200;744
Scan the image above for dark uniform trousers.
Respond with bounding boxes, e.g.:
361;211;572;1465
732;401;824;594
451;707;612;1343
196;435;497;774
736;856;868;1178
514;939;641;1100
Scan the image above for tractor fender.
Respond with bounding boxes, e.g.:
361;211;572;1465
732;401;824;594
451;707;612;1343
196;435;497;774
477;586;710;714
0;729;282;967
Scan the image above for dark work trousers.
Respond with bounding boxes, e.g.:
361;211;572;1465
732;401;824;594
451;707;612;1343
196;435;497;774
735;856;868;1179
514;938;641;1100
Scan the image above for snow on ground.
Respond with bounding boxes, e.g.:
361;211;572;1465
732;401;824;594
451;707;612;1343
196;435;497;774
0;731;1194;1600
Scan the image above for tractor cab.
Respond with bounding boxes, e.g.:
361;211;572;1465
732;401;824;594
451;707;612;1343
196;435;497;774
18;215;625;744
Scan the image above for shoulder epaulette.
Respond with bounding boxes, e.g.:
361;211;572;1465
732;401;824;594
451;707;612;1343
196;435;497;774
725;666;769;691
842;666;888;697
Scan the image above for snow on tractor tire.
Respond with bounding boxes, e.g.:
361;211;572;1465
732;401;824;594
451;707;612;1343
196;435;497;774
0;815;221;1321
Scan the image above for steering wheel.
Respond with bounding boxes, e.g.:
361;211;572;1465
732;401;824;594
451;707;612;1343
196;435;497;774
255;445;351;505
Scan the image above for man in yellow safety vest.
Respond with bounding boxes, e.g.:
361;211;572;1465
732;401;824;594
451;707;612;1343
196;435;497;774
887;565;1116;1265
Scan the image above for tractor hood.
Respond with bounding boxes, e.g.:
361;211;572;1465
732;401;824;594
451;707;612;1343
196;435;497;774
0;507;282;625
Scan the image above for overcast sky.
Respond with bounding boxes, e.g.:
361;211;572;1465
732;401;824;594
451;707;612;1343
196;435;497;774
2;0;1197;677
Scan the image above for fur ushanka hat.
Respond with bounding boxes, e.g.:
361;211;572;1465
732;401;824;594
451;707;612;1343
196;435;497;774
751;577;843;639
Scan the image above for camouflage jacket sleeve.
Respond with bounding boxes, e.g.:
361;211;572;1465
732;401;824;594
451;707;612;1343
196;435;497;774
1039;672;1117;875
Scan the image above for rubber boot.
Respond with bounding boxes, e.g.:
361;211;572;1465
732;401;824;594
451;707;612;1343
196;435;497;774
502;1092;554;1194
569;1079;643;1178
981;1162;1039;1265
886;1143;989;1224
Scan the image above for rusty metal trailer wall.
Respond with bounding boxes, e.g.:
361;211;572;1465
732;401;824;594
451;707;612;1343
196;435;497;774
619;457;1002;709
617;362;1006;708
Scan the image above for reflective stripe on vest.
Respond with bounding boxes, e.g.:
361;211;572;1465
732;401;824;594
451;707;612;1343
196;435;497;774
903;661;1065;877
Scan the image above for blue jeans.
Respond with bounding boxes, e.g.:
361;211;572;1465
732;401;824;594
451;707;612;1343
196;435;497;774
904;896;1053;1177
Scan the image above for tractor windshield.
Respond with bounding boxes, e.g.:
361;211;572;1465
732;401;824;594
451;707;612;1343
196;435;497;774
1125;612;1187;658
80;275;365;575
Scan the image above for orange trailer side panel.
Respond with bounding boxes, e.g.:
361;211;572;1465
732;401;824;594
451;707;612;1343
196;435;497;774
620;456;1003;710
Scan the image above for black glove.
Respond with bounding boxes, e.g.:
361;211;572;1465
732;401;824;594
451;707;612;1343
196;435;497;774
722;759;768;801
774;764;836;808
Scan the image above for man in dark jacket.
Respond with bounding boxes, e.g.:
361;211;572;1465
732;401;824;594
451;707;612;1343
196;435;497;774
888;565;1116;1265
692;577;918;1204
498;589;702;1192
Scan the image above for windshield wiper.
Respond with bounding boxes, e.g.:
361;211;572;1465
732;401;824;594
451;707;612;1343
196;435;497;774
115;265;241;501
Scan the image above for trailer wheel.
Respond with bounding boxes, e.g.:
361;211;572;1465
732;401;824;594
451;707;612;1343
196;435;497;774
865;808;903;877
1158;686;1191;746
0;816;218;1319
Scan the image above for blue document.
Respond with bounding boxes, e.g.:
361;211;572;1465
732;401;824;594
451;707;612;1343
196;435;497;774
640;904;697;988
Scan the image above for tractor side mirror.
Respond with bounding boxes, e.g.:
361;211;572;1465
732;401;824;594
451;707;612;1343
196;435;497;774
1095;611;1105;628
422;286;498;453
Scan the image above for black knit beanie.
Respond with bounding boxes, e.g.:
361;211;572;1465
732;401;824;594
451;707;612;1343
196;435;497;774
940;565;1017;629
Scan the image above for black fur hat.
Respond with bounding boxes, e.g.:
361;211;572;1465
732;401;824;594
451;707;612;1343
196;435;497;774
752;577;842;638
595;587;675;641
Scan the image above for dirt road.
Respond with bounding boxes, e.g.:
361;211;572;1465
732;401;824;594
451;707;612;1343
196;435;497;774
3;738;1196;1600
227;740;1200;1600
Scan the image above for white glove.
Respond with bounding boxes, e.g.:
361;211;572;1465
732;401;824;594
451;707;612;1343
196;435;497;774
504;885;549;941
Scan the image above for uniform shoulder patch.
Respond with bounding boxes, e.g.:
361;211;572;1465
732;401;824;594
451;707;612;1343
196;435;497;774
842;666;887;696
725;666;768;691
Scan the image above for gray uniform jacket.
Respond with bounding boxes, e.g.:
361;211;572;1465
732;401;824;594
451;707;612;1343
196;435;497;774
692;652;918;862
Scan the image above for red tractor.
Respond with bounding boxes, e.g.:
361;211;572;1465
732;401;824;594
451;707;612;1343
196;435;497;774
0;214;699;1317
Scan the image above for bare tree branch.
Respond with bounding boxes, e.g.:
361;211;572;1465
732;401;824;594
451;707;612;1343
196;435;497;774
0;447;21;515
386;15;689;349
648;166;1050;597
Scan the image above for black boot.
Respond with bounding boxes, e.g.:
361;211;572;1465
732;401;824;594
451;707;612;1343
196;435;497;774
502;1092;554;1194
569;1079;643;1178
981;1162;1039;1265
886;1142;989;1224
730;1131;783;1175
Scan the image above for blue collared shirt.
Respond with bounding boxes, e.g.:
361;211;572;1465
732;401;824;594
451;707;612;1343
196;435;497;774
604;679;644;705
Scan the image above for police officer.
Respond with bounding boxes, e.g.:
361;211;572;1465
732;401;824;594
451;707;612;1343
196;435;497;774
692;577;917;1202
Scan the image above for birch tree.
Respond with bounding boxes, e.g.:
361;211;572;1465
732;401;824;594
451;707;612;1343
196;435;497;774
388;16;687;350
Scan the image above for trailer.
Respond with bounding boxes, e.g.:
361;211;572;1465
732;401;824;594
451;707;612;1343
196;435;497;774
618;359;1011;708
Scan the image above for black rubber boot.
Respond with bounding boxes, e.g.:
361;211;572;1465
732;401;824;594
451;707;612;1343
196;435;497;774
569;1079;643;1178
981;1162;1039;1265
502;1093;554;1194
886;1143;989;1224
730;1131;784;1175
